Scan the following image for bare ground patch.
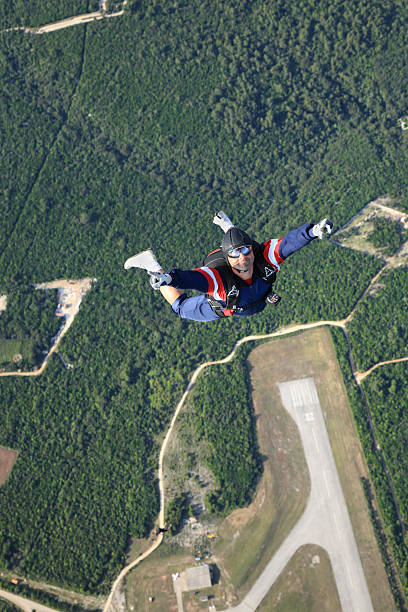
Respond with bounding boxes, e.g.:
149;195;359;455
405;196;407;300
34;278;95;322
332;196;408;268
0;446;18;486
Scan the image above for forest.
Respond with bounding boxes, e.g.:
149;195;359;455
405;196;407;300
0;0;408;600
368;216;408;255
186;353;262;515
347;267;408;371
0;600;18;612
0;286;59;369
331;327;408;606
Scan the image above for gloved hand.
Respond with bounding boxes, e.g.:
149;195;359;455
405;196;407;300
311;218;333;239
149;272;172;290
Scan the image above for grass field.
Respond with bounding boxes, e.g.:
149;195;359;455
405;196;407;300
0;340;23;365
124;326;393;611
257;544;340;611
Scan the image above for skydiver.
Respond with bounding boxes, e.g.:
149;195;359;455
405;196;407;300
124;212;333;322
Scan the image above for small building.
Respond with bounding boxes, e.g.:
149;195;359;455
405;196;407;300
185;565;212;591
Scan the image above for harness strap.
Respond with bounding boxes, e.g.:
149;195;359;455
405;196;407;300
207;296;226;317
207;285;274;317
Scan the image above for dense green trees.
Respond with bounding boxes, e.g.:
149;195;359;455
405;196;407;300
0;0;408;597
165;494;187;535
0;286;59;369
331;328;408;605
347;267;408;371
368;217;408;255
0;600;18;612
187;353;262;514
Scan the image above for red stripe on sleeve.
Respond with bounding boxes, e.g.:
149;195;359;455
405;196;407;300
274;238;285;264
193;268;214;296
210;268;227;302
263;240;272;262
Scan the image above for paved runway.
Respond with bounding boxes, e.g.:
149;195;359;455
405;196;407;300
221;377;373;612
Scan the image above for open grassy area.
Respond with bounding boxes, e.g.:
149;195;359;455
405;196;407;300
0;340;23;365
257;544;340;611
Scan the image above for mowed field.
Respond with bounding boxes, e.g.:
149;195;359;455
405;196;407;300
124;327;393;611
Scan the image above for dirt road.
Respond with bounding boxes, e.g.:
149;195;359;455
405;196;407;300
0;279;94;378
0;589;59;612
0;1;126;35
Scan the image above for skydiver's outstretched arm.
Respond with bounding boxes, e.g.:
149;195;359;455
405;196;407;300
279;219;333;258
263;219;333;267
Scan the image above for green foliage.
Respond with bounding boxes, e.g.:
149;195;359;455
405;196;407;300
368;217;408;256
363;363;408;595
1;0;408;595
188;354;262;515
0;340;23;365
363;366;408;554
165;493;187;536
330;327;408;605
361;477;405;609
0;286;59;369
347;267;408;370
0;600;18;612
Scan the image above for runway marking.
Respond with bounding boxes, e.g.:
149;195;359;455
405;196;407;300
312;428;320;453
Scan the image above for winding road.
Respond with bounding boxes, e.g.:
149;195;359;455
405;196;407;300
0;3;406;607
2;253;407;611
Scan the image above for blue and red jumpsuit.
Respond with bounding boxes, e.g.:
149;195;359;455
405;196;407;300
166;223;317;322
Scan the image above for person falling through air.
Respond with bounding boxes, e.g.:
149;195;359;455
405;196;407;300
124;211;333;322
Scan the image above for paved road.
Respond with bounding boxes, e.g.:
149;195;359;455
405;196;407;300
220;378;373;612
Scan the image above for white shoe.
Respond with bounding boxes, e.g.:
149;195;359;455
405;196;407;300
124;249;162;272
213;210;234;233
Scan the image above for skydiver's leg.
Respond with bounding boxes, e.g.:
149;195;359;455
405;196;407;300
153;270;218;321
124;249;186;306
160;286;185;305
154;268;185;305
171;294;219;322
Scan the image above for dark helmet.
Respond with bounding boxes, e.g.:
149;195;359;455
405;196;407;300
221;227;253;258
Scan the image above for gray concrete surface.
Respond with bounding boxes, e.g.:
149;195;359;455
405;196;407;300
220;377;373;612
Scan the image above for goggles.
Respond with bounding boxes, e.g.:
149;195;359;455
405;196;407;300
227;245;252;258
